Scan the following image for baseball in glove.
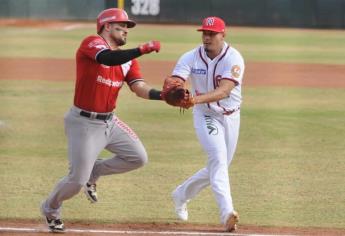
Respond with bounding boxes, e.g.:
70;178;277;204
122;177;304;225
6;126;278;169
161;76;194;109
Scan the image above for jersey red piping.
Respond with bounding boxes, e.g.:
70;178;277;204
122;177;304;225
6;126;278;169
212;46;231;113
198;47;211;109
221;77;239;86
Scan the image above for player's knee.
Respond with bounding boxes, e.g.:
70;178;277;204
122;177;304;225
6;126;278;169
72;183;84;192
207;153;227;167
67;173;90;186
134;144;148;167
137;151;148;167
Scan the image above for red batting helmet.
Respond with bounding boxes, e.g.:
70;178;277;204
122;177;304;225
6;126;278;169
197;16;226;33
96;8;136;34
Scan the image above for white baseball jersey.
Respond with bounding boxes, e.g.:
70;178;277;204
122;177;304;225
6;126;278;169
172;42;244;115
172;42;245;224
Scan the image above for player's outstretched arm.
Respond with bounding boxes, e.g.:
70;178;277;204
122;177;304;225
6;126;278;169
130;81;162;100
96;40;161;66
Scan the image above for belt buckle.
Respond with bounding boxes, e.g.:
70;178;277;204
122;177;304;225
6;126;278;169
106;113;113;120
90;112;97;119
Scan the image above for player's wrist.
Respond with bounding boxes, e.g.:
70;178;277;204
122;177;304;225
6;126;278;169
149;88;162;100
192;96;198;105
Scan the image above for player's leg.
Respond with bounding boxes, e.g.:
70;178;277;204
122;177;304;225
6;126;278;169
195;114;235;224
223;111;240;231
41;109;107;220
172;111;229;221
172;110;212;206
87;116;148;184
173;168;209;203
172;167;209;221
224;111;240;166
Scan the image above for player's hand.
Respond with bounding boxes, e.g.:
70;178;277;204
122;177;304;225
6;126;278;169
180;91;195;109
139;40;161;54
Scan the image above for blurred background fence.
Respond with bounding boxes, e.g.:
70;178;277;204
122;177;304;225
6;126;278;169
1;0;345;29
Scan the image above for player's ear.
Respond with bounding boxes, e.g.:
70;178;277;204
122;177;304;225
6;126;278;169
104;22;112;32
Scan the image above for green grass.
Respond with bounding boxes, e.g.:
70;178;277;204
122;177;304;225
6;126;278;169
0;80;345;228
1;24;345;64
0;23;345;229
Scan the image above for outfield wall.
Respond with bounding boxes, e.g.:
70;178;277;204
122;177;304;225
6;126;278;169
1;0;345;29
127;0;345;29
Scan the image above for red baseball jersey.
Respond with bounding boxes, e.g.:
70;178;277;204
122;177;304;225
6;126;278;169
74;35;143;113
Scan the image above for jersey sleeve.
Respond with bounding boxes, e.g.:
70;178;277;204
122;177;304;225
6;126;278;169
78;36;109;61
125;59;143;86
220;49;245;86
171;50;195;81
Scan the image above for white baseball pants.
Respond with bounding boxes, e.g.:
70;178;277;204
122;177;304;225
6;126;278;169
42;106;148;219
174;108;240;224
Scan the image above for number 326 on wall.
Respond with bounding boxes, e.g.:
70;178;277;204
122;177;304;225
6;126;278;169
131;0;160;16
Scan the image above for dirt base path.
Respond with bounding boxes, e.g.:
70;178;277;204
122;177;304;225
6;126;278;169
1;58;345;88
1;219;345;236
1;58;345;235
1;19;344;235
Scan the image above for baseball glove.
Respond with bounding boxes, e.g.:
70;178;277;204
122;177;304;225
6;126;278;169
161;77;194;109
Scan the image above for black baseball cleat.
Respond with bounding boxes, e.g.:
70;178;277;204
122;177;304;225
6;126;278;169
45;217;65;233
84;183;98;203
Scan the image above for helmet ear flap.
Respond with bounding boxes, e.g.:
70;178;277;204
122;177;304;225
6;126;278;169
102;22;113;33
98;25;105;34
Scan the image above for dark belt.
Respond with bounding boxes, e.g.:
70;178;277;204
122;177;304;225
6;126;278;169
80;110;113;121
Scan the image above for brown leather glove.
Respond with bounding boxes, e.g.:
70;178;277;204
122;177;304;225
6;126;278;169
161;77;195;109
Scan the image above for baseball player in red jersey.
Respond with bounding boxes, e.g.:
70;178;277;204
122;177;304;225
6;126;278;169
40;8;162;233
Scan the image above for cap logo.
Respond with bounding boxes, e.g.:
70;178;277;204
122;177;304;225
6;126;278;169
205;17;215;26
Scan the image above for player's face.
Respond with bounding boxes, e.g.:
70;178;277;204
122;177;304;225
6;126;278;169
202;31;225;57
108;23;128;46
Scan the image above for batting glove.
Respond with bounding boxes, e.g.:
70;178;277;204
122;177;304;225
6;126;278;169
139;40;161;54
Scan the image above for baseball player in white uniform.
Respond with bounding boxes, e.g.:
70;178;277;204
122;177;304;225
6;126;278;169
170;16;245;232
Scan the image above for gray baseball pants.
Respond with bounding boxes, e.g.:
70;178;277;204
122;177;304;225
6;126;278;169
41;106;148;219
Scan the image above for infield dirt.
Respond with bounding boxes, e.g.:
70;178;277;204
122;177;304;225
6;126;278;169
1;19;345;236
0;58;345;235
1;58;345;88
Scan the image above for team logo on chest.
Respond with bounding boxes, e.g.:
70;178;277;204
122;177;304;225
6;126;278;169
191;68;206;75
96;75;123;88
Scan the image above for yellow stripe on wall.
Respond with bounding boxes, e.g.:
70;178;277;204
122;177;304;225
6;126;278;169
118;0;124;9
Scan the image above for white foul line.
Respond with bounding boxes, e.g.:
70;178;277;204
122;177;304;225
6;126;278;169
0;226;296;236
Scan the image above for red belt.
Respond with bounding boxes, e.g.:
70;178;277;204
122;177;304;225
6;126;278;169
223;107;240;115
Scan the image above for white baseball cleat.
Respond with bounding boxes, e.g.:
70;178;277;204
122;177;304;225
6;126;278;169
225;211;239;232
40;201;65;233
172;190;188;221
84;183;98;203
45;217;65;233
